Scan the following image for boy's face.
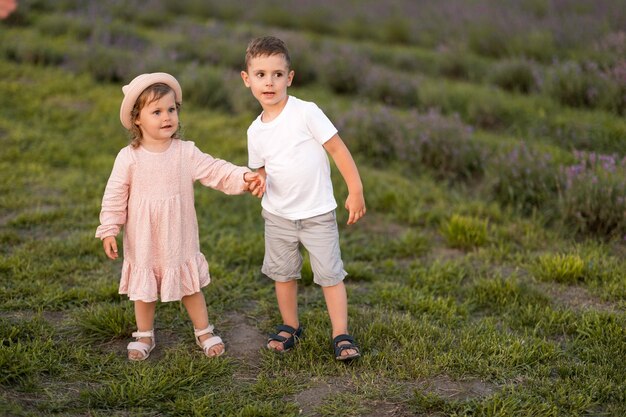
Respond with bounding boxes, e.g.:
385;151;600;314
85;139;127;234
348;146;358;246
241;53;294;111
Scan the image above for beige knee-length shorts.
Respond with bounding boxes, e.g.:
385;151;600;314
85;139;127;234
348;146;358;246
261;209;347;287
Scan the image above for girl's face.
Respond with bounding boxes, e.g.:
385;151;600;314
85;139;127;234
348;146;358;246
134;91;179;145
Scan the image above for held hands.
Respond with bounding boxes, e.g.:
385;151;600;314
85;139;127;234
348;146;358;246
102;236;119;260
345;192;366;225
244;172;266;198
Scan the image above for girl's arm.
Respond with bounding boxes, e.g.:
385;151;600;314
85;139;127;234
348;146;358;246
323;134;366;225
96;150;131;247
192;145;252;195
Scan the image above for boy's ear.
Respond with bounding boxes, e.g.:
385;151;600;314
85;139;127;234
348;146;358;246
241;70;251;87
287;70;294;87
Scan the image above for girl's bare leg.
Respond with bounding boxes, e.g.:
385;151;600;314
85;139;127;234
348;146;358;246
182;291;224;357
129;300;157;360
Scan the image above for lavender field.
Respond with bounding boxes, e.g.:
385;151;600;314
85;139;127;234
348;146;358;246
1;1;625;416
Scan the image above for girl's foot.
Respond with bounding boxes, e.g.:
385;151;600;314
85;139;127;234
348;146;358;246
127;330;155;361
194;325;225;357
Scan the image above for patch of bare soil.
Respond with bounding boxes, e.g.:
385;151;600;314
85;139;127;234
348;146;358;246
346;213;407;240
359;402;417;417
295;377;350;416
222;312;267;367
416;375;497;401
294;374;488;417
427;246;466;262
538;282;618;313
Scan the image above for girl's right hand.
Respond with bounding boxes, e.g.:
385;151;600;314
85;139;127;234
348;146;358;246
103;236;119;260
244;171;266;198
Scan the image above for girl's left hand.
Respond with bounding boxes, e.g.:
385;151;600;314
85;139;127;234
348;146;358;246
102;236;119;260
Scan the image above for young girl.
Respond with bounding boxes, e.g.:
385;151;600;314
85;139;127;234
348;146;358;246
96;72;264;361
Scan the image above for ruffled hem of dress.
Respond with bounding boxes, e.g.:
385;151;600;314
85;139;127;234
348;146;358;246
119;253;210;302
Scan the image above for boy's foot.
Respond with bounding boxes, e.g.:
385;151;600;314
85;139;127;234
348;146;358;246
333;334;360;361
267;324;303;352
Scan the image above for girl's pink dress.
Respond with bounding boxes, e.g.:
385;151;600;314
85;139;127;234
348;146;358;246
95;139;249;302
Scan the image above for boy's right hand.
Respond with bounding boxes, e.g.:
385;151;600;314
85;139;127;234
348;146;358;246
244;171;266;198
102;236;119;260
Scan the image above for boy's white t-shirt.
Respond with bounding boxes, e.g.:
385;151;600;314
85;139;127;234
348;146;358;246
247;96;338;220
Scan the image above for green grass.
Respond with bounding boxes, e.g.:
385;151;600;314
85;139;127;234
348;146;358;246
1;2;625;416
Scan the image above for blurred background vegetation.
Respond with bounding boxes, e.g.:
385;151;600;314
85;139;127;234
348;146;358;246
1;1;625;416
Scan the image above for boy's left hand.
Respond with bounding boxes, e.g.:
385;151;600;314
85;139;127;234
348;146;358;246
345;192;366;225
244;172;265;198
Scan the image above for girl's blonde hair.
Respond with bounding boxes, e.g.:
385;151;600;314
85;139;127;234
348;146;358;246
128;83;182;148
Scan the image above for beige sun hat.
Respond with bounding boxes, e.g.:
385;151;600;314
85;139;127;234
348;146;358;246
119;72;182;129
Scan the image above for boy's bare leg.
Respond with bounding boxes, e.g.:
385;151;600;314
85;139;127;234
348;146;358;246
182;291;224;356
130;300;157;360
269;279;299;351
321;281;358;357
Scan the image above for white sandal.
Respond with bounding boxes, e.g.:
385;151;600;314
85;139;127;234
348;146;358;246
127;330;155;361
194;325;225;358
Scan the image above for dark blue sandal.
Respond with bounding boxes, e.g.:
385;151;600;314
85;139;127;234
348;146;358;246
267;324;303;353
333;334;361;361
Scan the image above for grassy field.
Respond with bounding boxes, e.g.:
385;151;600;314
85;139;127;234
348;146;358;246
1;1;625;416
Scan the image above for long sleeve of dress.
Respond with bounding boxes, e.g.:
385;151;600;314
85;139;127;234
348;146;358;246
95;148;132;239
192;144;250;195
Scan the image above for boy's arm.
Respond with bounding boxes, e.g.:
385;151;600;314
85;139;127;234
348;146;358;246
323;134;366;225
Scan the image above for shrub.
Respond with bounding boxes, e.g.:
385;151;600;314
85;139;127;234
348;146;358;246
338;105;483;180
437;49;488;81
490;143;561;215
336;105;403;165
558;151;626;239
468;24;509;59
441;214;488;250
180;64;231;112
298;8;334;34
379;15;412;44
36;14;91;39
337;14;372;41
544;61;614;111
533;253;586;284
465;91;521;130
316;43;368;95
0;30;66;66
603;60;626;115
224;70;260;115
403;110;484;181
488;58;539;94
509;30;556;62
68;45;136;82
359;65;420;107
592;31;626;68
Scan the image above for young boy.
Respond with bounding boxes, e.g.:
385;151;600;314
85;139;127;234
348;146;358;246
241;36;366;360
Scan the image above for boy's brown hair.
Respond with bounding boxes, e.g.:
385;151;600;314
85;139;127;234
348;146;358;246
244;36;291;69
